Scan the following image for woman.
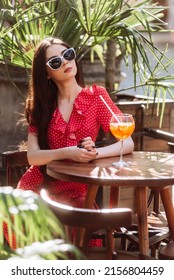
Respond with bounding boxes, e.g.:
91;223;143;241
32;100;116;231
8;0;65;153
17;37;134;208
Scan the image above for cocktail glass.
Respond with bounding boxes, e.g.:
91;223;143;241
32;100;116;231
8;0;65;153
110;114;135;168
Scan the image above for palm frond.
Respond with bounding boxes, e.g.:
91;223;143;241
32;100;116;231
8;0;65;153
0;187;65;249
0;0;174;119
0;187;84;260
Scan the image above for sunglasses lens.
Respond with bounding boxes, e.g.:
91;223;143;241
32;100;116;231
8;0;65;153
49;57;62;69
63;48;75;61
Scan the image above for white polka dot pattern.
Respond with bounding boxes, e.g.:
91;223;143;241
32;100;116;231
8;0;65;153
17;85;121;207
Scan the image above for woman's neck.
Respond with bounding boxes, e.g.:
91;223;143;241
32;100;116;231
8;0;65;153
56;80;83;123
57;80;82;103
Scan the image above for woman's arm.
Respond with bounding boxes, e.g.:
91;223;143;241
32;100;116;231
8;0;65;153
95;137;134;159
27;133;98;165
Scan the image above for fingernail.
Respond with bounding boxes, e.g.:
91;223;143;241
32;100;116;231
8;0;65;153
77;145;84;148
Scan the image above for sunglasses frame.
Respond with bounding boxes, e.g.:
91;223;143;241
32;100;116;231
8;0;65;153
46;48;76;70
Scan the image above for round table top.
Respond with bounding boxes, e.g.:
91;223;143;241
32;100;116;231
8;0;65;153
46;151;174;187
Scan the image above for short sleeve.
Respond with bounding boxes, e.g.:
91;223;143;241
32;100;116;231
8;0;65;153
28;123;37;134
95;85;122;132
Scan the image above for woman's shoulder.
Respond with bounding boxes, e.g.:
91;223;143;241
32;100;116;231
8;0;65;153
82;84;107;96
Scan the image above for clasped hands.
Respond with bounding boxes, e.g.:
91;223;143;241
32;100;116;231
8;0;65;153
74;136;98;163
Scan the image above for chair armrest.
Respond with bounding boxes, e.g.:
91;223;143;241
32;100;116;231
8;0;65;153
143;127;174;143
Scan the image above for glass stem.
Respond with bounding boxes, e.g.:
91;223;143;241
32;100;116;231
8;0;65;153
119;139;124;164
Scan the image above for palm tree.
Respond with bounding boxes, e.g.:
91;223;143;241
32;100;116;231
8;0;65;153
0;0;174;104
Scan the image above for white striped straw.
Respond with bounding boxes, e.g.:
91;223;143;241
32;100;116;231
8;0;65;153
99;95;120;122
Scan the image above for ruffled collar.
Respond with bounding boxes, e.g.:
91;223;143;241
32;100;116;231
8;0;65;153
50;85;98;134
73;85;97;114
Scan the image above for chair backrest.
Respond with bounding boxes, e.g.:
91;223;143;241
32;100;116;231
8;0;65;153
40;191;154;260
40;188;133;259
2;150;29;188
40;189;132;230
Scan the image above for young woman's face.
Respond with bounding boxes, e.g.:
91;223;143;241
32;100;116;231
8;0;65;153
46;44;77;82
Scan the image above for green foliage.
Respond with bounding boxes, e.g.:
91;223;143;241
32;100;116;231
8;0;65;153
0;187;83;260
9;239;84;260
0;0;170;68
0;0;174;125
0;187;64;247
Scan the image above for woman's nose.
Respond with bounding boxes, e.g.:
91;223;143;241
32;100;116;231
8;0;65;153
62;57;69;65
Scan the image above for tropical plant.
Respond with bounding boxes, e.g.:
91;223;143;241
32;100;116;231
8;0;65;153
0;187;83;260
0;0;174;122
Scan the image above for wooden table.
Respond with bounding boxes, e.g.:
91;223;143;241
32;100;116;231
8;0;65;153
47;151;174;256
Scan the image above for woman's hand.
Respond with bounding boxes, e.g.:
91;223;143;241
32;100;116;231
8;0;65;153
68;137;98;162
71;146;98;162
77;137;96;151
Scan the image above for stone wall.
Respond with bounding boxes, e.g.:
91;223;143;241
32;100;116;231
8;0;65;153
0;65;28;154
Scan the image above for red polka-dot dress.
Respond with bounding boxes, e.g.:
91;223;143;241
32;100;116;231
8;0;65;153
16;85;121;247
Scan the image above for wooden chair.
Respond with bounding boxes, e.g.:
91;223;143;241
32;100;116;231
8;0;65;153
142;127;174;214
168;142;174;153
40;189;154;260
159;242;174;260
1;150;29;188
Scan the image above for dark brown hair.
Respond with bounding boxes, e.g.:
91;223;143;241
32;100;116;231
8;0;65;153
25;37;84;151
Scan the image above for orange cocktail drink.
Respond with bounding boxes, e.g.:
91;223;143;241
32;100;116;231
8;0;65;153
110;121;135;140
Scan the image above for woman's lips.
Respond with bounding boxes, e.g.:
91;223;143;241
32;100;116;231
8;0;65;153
64;67;72;73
